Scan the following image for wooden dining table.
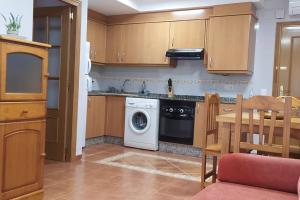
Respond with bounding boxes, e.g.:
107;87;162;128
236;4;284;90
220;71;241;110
216;112;300;155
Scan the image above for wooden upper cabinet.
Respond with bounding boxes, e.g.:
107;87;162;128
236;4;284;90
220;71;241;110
106;25;125;63
170;20;206;49
123;22;170;65
0;120;45;200
86;96;106;138
208;15;256;74
87;19;107;64
106;22;171;65
105;96;125;137
0;37;50;101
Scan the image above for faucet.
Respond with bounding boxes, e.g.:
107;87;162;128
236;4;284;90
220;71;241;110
121;79;130;93
139;81;146;94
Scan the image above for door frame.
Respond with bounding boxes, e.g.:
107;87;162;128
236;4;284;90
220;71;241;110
272;21;300;97
59;0;81;161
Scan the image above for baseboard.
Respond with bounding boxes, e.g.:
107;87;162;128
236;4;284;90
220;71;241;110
12;190;43;200
85;136;203;157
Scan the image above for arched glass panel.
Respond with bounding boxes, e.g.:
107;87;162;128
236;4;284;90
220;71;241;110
6;53;42;93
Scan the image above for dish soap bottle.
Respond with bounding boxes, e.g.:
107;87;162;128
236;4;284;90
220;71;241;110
167;78;174;98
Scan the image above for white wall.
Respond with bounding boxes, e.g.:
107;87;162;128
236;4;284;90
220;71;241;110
0;0;33;39
76;0;88;156
90;0;300;98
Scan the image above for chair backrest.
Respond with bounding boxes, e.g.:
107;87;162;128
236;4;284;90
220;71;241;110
202;93;220;148
234;95;292;158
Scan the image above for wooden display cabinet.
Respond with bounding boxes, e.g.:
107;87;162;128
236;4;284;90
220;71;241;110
0;36;50;200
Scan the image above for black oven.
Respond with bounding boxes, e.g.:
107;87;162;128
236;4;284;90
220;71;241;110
159;100;195;145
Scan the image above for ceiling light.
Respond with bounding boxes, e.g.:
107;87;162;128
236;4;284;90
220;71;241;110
172;10;204;16
117;0;139;10
285;26;300;30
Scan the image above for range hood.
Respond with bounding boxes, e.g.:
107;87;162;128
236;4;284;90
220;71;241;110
166;49;204;60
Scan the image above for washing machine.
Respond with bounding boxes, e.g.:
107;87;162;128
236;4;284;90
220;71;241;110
124;97;160;151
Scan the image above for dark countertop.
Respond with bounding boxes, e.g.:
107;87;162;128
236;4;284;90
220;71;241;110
88;91;236;104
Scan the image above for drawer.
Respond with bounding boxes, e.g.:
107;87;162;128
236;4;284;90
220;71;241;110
0;102;46;121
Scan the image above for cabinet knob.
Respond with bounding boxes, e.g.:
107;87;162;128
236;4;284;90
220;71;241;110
41;153;46;157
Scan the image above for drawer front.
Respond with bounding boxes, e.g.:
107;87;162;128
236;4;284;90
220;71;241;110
0;102;46;121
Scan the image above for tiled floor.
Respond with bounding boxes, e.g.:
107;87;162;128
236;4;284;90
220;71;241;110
44;144;208;200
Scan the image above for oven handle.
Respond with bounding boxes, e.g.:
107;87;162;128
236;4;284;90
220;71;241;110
161;114;194;120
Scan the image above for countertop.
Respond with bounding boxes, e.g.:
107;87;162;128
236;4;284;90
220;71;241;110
88;91;236;104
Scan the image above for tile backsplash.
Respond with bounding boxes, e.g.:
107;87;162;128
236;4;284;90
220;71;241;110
89;60;255;98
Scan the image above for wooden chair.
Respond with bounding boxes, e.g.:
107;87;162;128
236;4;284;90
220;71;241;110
200;93;221;189
234;95;292;158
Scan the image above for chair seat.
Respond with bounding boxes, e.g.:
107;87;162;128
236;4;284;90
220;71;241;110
205;144;221;152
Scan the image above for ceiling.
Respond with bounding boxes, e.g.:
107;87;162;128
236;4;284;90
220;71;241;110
89;0;262;16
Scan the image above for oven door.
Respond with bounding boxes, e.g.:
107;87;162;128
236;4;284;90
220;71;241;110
159;113;194;145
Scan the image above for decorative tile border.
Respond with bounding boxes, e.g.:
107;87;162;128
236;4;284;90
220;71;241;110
94;151;211;182
98;76;250;85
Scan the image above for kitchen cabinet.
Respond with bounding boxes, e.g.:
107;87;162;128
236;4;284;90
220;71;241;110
86;96;106;138
170;20;206;49
208;15;256;74
106;25;125;63
0;121;45;200
105;96;125;137
193;102;236;148
106;22;172;65
0;36;49;200
87;19;107;64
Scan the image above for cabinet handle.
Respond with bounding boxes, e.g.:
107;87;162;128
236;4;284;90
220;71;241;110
172;37;175;47
209;57;213;68
117;52;120;63
41;153;46;157
21;110;29;117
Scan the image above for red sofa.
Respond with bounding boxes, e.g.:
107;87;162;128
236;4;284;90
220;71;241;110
192;153;300;200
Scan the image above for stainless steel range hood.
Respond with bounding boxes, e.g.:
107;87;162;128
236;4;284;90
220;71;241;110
166;49;204;60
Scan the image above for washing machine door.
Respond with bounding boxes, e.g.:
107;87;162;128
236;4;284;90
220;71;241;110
129;109;151;134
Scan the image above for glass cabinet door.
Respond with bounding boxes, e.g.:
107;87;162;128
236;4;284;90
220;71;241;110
6;53;43;93
0;42;48;100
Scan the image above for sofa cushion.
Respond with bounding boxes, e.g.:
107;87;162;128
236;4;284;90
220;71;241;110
191;182;298;200
218;154;300;194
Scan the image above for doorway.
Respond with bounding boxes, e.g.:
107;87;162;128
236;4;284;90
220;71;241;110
33;0;80;161
273;22;300;98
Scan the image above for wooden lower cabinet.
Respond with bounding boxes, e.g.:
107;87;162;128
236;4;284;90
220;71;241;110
0;120;45;200
86;96;106;138
105;96;125;138
193;102;236;148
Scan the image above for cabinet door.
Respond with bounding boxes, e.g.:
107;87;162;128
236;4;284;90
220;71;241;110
87;19;96;61
94;23;107;63
0;43;48;101
106;25;125;63
123;22;170;64
86;96;106;138
105;96;125;137
208;15;255;73
170;20;206;49
87;19;107;64
0;121;45;200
